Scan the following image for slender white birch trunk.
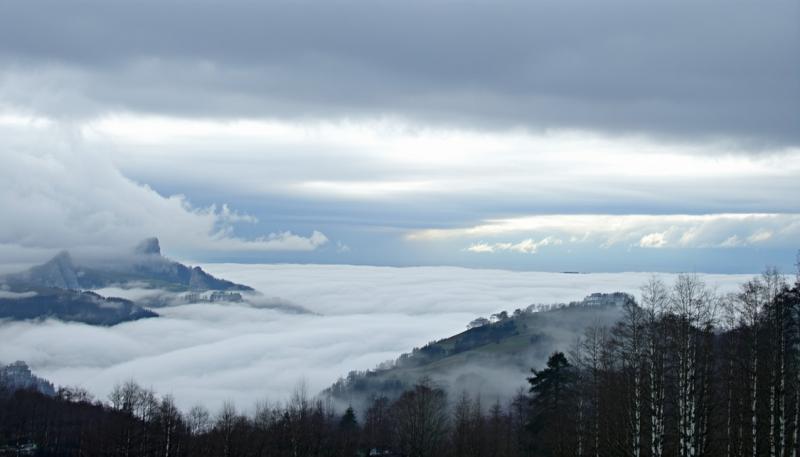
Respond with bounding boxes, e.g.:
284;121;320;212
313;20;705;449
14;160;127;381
753;332;760;457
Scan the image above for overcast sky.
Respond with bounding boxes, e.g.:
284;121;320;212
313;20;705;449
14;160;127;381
1;0;798;272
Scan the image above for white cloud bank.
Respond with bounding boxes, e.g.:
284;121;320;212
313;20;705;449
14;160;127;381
0;264;754;412
408;214;800;251
82;115;800;205
74;114;800;263
0;117;328;267
0;290;37;299
466;236;563;254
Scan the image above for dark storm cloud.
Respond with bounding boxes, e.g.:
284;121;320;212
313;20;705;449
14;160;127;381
1;0;797;144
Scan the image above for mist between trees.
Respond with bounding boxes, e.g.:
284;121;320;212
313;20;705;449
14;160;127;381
1;266;800;457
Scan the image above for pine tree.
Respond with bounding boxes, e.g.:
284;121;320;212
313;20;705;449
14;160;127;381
528;352;577;457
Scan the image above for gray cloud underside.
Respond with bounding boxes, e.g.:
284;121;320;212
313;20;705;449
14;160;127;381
0;264;753;411
1;0;797;145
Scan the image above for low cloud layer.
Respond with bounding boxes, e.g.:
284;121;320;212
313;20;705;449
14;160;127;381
0;264;753;412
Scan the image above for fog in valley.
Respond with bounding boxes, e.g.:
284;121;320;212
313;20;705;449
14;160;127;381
0;264;751;411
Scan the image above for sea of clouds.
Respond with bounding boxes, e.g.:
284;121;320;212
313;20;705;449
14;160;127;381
0;264;754;412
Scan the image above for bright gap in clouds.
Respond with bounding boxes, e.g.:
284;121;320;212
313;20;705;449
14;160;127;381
80;115;800;223
0;264;754;412
1;112;799;270
412;214;800;251
84;114;800;265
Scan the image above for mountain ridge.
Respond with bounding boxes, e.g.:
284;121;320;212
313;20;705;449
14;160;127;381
0;237;255;325
2;237;253;293
326;292;633;409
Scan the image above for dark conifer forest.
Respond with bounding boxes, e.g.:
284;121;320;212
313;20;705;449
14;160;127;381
2;271;800;457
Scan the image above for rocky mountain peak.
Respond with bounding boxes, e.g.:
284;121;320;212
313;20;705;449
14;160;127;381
51;250;74;267
134;237;161;256
28;250;80;289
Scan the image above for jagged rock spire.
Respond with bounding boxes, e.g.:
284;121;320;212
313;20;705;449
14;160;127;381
134;237;161;256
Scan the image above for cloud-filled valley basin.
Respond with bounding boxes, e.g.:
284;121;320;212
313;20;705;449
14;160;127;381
0;264;753;412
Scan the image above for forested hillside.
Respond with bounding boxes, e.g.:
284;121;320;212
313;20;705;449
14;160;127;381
326;293;631;409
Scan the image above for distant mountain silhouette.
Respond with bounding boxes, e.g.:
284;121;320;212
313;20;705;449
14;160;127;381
0;237;253;325
3;237;253;293
134;237;162;256
0;287;158;326
20;251;81;290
